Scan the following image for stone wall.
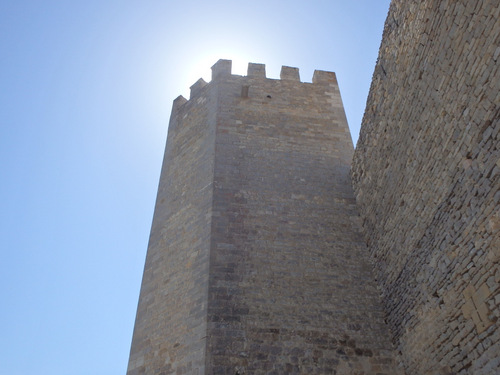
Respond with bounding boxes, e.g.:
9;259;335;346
127;81;217;374
352;1;500;374
206;61;398;374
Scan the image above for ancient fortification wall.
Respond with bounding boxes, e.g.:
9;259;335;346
352;1;500;374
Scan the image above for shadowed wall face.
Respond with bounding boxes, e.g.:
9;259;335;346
205;62;398;374
352;1;500;374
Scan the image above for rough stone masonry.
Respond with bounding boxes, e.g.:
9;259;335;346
352;0;499;374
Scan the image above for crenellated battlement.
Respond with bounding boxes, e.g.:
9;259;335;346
280;66;300;81
211;59;232;80
189;78;207;99
210;58;336;84
247;62;266;78
175;59;339;107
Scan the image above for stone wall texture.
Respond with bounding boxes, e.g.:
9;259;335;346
352;1;500;374
206;62;398;374
127;60;400;374
127;82;217;374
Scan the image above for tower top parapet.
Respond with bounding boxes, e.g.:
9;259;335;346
210;59;336;84
280;66;300;81
174;59;339;106
247;62;266;78
190;78;207;99
211;59;232;80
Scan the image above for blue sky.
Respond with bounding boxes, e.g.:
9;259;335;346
0;1;390;373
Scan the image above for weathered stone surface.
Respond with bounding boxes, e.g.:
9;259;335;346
127;80;217;375
352;1;500;374
206;61;398;375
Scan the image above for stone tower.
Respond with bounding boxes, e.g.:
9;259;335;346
127;60;398;375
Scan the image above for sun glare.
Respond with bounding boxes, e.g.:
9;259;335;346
185;50;256;84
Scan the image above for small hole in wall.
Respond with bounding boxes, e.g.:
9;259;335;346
266;95;272;98
241;85;249;98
